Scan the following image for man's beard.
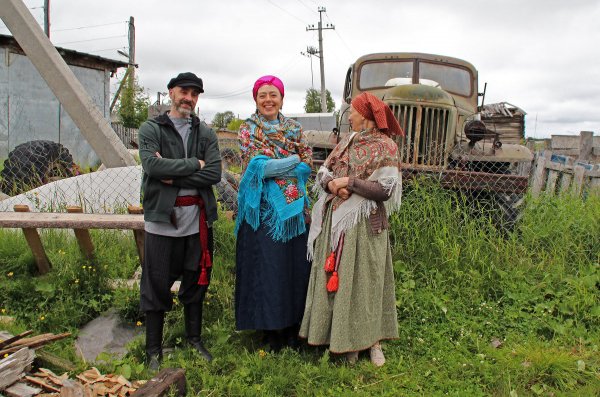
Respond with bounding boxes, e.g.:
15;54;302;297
175;100;193;116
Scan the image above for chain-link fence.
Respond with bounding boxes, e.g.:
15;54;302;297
0;130;597;232
0;136;242;215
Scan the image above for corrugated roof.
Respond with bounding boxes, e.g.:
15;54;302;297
0;33;128;72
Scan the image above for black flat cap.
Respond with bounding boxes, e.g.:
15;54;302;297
167;72;204;92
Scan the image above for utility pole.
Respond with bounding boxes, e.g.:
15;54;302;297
306;6;334;113
127;16;135;89
43;0;49;38
300;46;318;89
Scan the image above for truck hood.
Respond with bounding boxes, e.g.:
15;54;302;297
383;84;455;106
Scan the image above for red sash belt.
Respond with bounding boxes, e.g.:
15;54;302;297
174;195;212;286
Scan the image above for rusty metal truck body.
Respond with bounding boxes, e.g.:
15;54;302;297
329;52;533;194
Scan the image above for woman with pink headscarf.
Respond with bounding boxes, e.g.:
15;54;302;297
234;75;313;351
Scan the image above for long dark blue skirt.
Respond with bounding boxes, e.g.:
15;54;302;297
235;221;311;331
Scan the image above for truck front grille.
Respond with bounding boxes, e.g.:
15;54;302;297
390;104;450;168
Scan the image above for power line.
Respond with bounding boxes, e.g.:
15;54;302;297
265;0;309;25
204;52;303;99
324;11;355;58
53;21;127;33
54;34;126;46
295;0;316;14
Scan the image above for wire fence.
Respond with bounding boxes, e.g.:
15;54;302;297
0;128;597;233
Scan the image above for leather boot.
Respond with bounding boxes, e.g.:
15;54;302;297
184;303;213;362
284;323;301;350
145;311;164;371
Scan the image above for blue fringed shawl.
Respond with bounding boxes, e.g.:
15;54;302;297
235;155;311;242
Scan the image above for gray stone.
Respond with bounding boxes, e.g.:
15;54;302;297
75;308;142;362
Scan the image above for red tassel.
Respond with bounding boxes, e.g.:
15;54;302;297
326;271;339;292
198;267;209;286
202;250;212;268
324;252;335;273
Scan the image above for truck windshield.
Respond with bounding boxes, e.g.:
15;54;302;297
419;61;472;97
358;59;472;97
358;61;413;90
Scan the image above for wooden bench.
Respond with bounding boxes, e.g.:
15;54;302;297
0;205;144;275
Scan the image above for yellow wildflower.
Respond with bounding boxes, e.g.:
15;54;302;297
7;272;13;277
136;321;142;327
258;349;267;358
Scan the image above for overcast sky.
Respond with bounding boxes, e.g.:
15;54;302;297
2;0;599;138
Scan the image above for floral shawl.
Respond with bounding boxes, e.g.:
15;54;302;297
236;112;313;242
307;129;402;259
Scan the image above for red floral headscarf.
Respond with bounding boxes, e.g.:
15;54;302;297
351;92;404;136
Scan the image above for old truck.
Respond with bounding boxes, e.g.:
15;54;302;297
308;52;533;225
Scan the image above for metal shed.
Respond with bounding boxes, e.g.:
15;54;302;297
0;34;127;166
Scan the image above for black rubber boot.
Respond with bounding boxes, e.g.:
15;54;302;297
145;311;164;371
184;303;213;362
264;330;284;353
284;323;301;350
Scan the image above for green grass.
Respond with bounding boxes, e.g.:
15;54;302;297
0;186;598;396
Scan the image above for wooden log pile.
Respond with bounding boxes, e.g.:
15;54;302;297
1;330;185;396
2;366;146;397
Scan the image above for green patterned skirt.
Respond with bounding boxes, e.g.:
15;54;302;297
299;203;399;353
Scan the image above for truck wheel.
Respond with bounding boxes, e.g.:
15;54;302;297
215;170;239;212
0;140;75;195
493;193;524;230
469;191;523;232
220;148;241;170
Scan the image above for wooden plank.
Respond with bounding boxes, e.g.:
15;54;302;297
559;173;572;193
0;347;36;390
13;205;51;275
578;131;593;161
0;212;144;230
545;170;559;196
572;165;586;196
4;381;42;397
67;206;94;261
128;205;145;266
132;368;186;397
530;155;547;197
0;330;34;350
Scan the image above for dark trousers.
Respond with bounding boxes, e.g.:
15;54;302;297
140;230;213;312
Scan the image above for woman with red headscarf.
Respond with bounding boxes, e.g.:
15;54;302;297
234;75;313;351
299;92;403;366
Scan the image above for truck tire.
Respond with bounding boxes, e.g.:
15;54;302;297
0;140;75;195
215;170;239;212
471;191;523;232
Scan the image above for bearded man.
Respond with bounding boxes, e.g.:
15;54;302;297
137;72;222;369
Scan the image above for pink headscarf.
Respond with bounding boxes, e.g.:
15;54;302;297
252;75;285;100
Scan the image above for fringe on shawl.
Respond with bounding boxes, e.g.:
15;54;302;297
234;155;268;236
307;166;402;260
235;156;311;243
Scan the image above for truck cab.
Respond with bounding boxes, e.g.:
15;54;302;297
338;52;532;194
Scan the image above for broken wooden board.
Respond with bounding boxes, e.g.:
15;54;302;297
132;368;186;397
0;347;36;390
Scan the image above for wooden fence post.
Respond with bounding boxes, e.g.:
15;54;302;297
66;206;94;261
530;154;547;197
578;131;593;161
13;205;51;274
572;165;586;196
128;205;144;266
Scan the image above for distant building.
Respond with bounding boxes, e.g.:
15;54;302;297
286;112;337;132
0;34;127;166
